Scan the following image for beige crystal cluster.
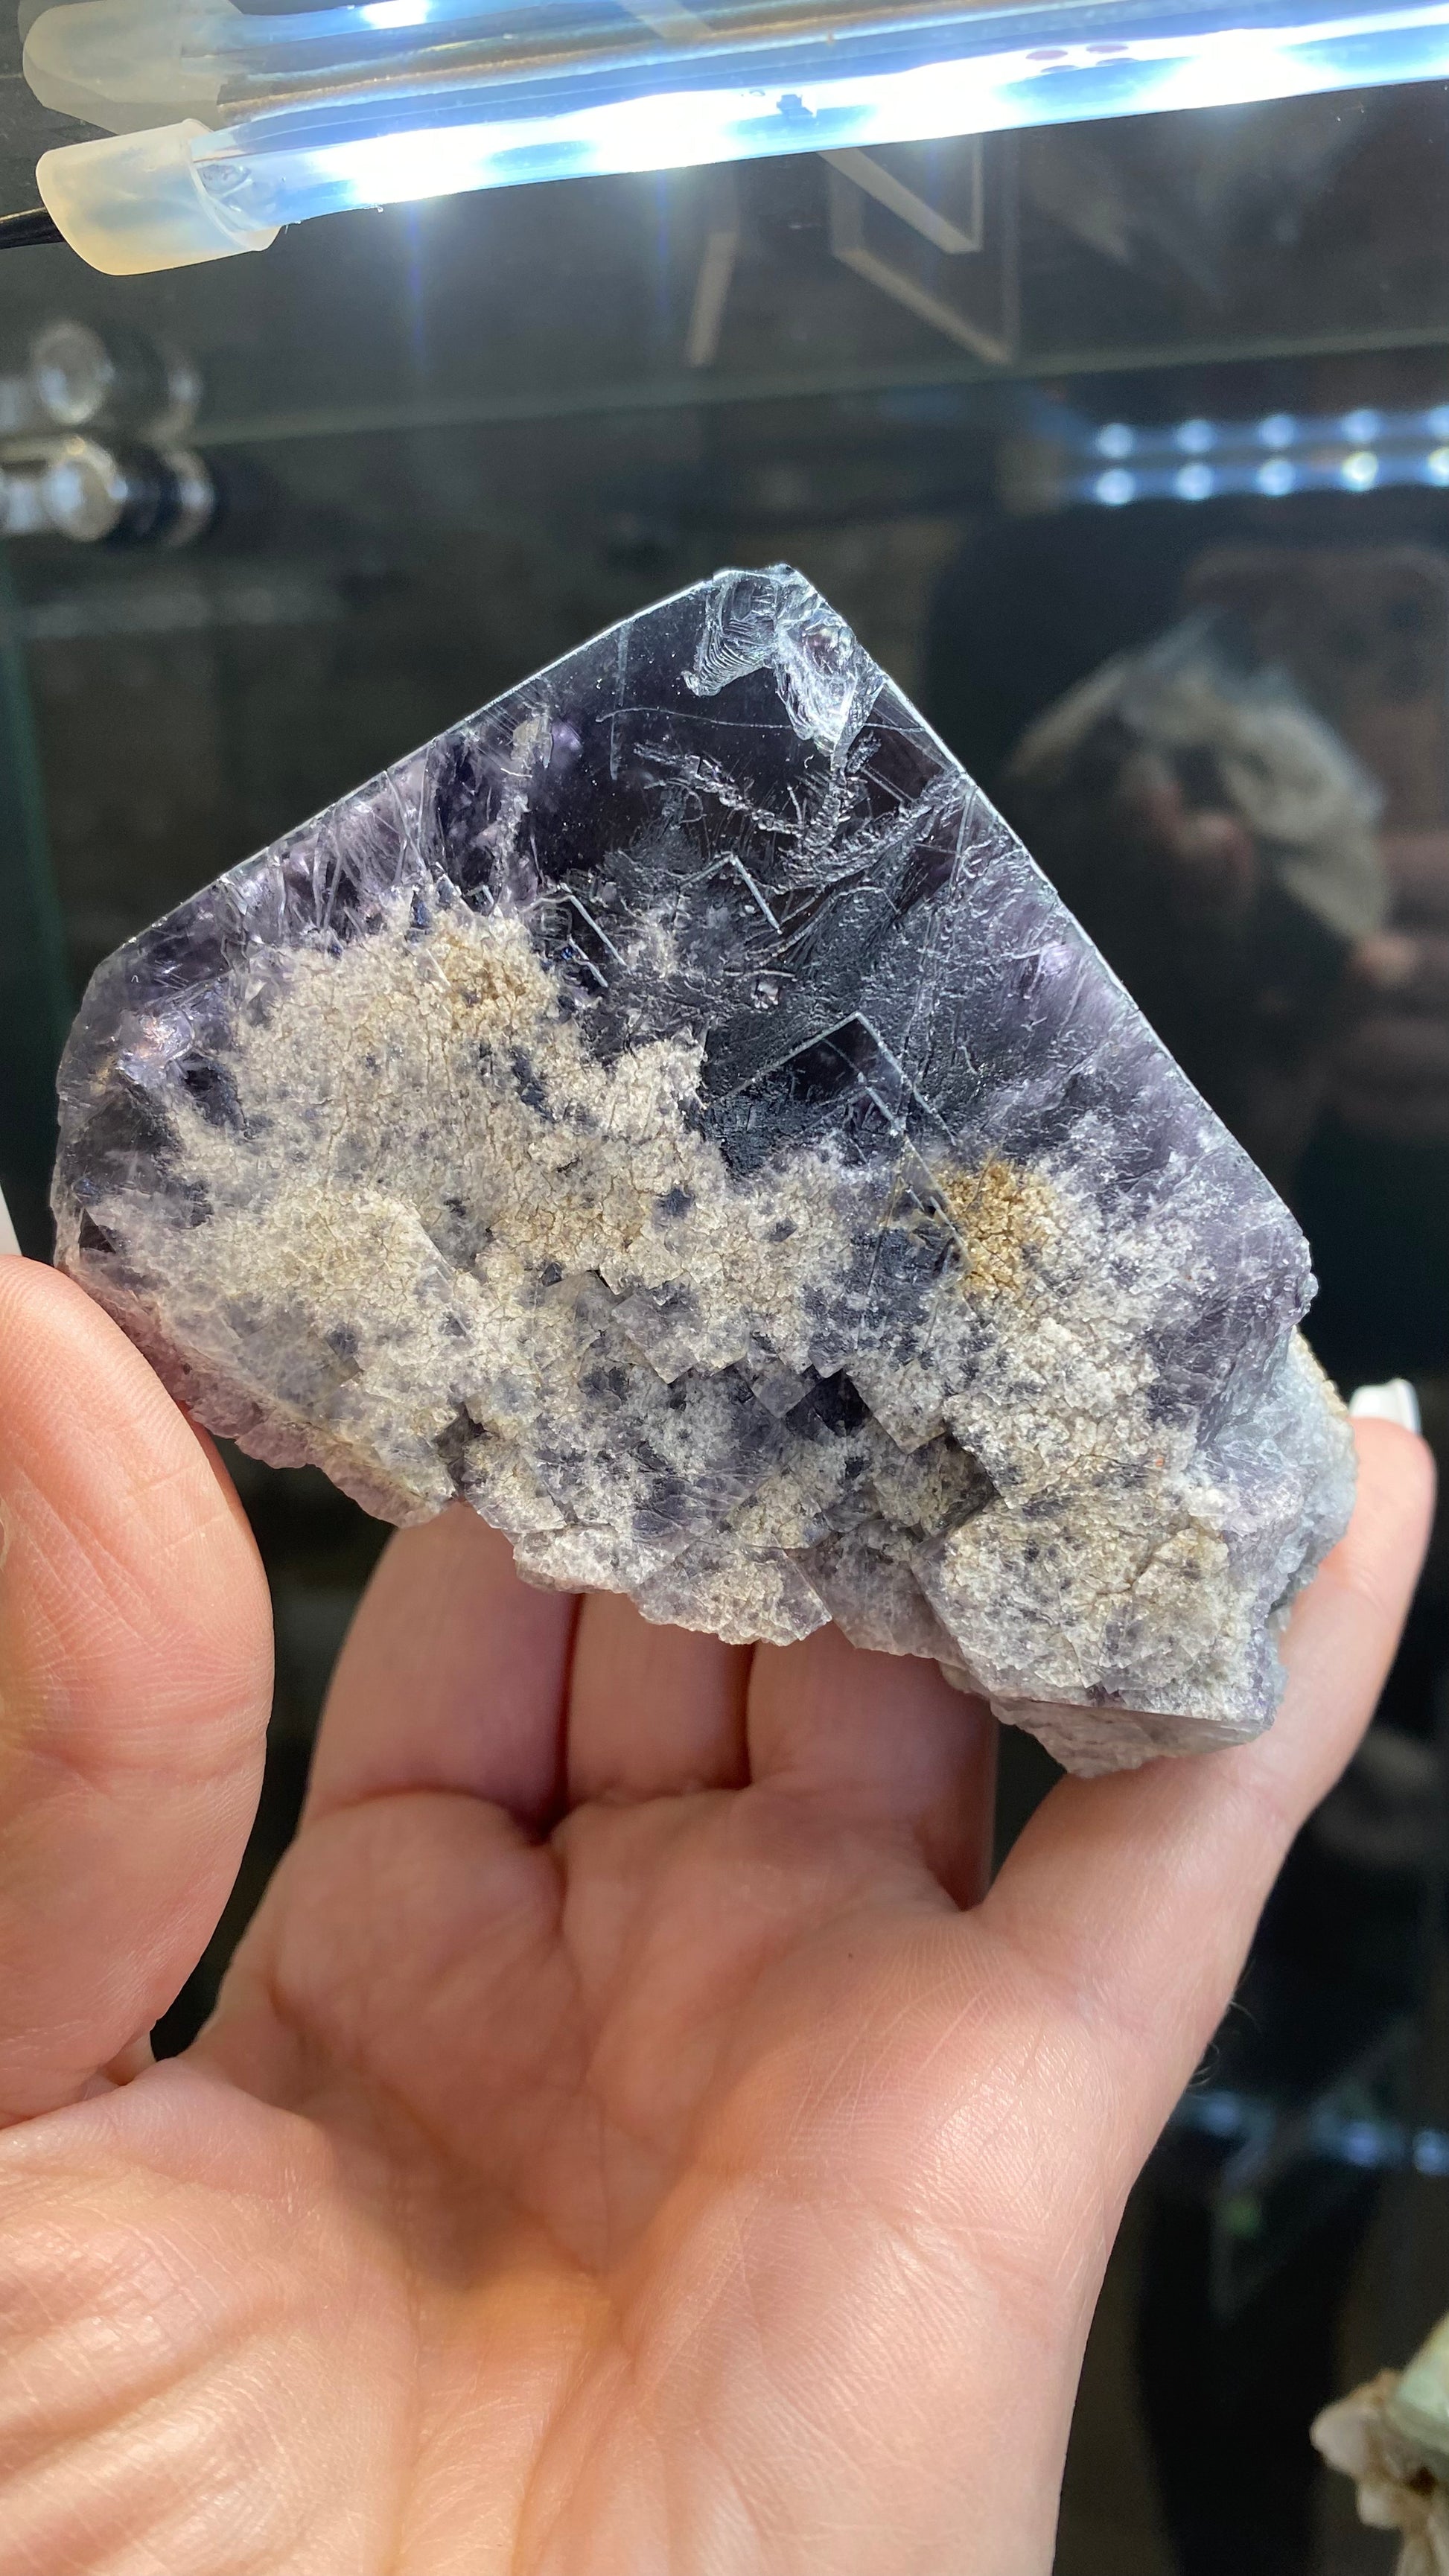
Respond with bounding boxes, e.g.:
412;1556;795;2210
1315;2315;1449;2575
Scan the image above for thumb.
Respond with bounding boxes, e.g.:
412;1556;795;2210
982;1418;1435;2187
0;1259;272;2123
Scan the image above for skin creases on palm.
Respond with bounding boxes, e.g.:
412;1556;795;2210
0;1263;1431;2576
2;1671;1031;2576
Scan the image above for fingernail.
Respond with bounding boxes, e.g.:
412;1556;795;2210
0;1183;19;1259
1348;1377;1421;1434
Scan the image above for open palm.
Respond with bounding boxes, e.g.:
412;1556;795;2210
0;1260;1433;2575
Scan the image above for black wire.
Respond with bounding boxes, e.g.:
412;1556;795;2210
0;208;64;250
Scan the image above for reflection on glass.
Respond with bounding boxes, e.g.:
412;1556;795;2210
929;523;1448;2573
1004;609;1388;1191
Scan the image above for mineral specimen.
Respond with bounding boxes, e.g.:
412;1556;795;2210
52;567;1354;1773
1314;2317;1449;2575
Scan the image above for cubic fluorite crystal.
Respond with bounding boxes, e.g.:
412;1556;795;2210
52;567;1354;1773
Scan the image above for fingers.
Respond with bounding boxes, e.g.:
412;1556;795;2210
1379;830;1449;927
1117;769;1257;925
1351;931;1449;1013
748;1625;997;1907
1337;934;1449;1142
0;1261;272;2125
1340;847;1449;1139
982;1421;1435;2180
566;1593;749;1802
1168;810;1258;925
305;1503;575;1829
309;1508;989;1886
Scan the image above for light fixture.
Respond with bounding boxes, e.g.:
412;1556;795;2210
1016;398;1449;508
24;0;1449;272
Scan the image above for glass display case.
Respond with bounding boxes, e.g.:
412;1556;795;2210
1;11;1447;2566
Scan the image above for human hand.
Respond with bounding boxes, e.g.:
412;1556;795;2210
1115;759;1259;928
1337;829;1449;1145
0;1260;1433;2575
1095;760;1344;1188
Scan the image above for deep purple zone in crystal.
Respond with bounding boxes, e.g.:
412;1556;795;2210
57;571;1311;1400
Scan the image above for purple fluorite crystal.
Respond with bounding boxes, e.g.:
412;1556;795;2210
52;567;1354;1773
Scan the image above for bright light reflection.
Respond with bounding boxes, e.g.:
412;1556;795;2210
1097;423;1134;457
194;0;1449;234
313;127;479;200
1071;425;1449;505
300;79;855;200
1177;418;1214;452
1259;413;1296;446
1151;33;1315;109
1341;407;1382;439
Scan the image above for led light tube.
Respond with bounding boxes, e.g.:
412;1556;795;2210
1034;401;1449;506
31;0;1449;271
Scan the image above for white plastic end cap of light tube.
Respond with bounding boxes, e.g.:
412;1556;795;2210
36;121;277;275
